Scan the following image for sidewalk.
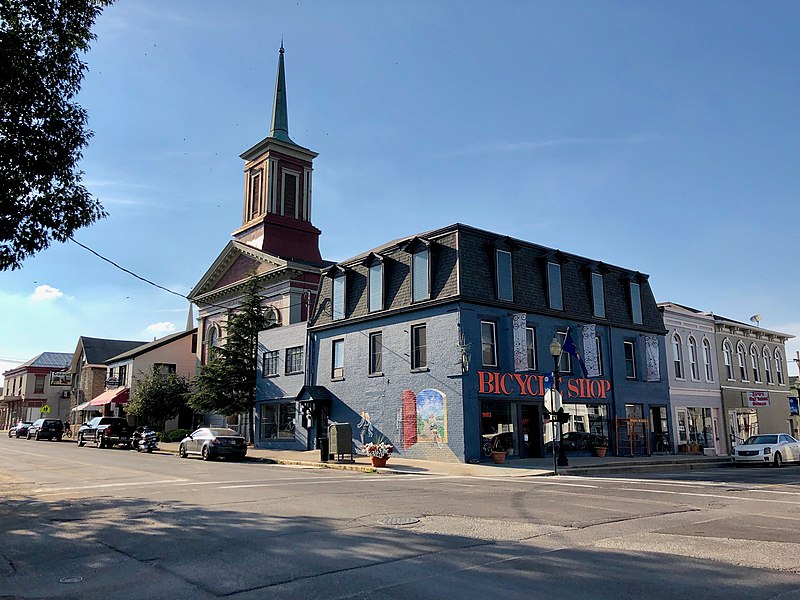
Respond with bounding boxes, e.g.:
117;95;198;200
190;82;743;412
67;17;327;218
157;442;732;478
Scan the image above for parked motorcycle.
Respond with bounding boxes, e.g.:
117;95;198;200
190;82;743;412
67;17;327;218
132;426;158;453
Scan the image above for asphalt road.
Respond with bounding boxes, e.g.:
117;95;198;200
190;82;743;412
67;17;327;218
1;436;799;600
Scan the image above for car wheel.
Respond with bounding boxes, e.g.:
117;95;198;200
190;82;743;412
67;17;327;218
179;444;188;459
26;432;31;440
773;452;782;468
201;445;213;461
97;437;104;449
55;435;62;442
34;431;40;441
77;434;85;447
7;431;11;438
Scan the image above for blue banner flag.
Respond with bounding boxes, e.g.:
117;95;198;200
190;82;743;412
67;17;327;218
543;373;554;391
562;330;589;378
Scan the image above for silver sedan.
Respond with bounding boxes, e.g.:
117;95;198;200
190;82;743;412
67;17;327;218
178;427;247;461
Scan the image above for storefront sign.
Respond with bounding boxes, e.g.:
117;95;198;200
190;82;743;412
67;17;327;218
744;391;770;407
50;372;71;386
478;371;611;399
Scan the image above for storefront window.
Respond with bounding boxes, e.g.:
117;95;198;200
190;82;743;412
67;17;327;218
729;408;758;447
686;407;713;448
549;403;609;453
480;402;516;456
260;402;296;440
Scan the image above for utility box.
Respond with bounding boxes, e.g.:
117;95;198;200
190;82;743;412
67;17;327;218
328;422;354;463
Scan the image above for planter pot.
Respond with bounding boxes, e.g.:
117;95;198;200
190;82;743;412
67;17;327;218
491;450;507;464
371;455;389;468
594;446;608;458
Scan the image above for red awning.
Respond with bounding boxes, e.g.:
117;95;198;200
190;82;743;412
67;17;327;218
88;387;130;406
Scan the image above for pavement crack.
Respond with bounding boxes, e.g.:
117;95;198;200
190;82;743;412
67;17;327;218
0;552;17;575
570;507;700;529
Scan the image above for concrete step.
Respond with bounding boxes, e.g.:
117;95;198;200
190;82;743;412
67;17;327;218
561;457;732;476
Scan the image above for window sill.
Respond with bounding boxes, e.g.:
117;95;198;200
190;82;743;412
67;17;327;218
367;372;384;378
411;367;429;373
331;377;345;382
285;371;304;376
262;374;279;379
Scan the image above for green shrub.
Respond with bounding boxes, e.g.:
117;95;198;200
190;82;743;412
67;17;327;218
158;429;190;443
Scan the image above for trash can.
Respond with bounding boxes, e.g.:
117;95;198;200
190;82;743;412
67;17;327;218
317;437;329;462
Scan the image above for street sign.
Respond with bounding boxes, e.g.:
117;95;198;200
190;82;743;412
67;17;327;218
105;377;120;388
41;405;50;414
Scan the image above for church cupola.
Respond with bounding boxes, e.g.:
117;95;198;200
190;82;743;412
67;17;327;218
233;44;323;264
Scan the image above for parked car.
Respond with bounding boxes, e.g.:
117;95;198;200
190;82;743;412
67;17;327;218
77;416;133;448
8;421;33;438
178;427;247;461
27;418;64;441
731;434;800;467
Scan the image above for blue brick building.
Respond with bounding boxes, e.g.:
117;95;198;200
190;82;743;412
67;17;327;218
307;224;671;463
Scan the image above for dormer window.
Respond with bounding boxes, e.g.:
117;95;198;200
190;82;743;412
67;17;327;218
495;250;513;301
591;272;605;318
282;170;299;218
630;282;643;325
412;247;429;302
368;260;383;312
547;262;563;310
332;272;345;320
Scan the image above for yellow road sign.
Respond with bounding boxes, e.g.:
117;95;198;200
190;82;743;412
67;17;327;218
41;405;50;413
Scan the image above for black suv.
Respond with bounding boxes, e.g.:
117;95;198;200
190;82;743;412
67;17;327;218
27;418;64;441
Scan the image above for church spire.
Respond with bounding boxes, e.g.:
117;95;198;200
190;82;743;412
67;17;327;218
269;42;294;144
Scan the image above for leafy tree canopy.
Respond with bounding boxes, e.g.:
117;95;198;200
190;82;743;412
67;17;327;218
126;365;192;427
0;0;112;270
190;274;272;441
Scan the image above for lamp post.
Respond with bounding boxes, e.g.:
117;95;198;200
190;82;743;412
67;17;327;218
549;336;569;469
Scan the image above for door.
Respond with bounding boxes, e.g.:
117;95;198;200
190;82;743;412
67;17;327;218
520;404;542;458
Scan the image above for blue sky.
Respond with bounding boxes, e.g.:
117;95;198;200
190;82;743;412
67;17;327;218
2;1;799;383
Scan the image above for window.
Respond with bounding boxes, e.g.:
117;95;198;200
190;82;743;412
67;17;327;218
595;336;604;376
154;363;177;375
525;327;536;370
557;331;571;373
369;333;382;375
118;365;128;386
332;273;345;320
481;321;498;367
763;348;773;384
248;170;262;220
630;282;643;325
412;248;429;302
496;250;513;301
262;350;279;377
624;341;636;379
411;324;427;369
285;346;303;374
208;324;219;348
750;345;761;383
547;262;563;310
34;374;45;394
368;262;383;312
737;342;747;380
259;402;296;440
776;351;785;385
688;337;699;380
282;171;298;218
591;272;605;318
672;334;684;379
703;339;713;381
332;339;344;379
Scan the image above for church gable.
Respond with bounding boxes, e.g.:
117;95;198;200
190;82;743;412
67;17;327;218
210;254;273;292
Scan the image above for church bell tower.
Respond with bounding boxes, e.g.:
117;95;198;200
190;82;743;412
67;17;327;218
232;44;323;264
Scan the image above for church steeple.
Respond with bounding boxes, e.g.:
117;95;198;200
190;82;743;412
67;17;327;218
269;42;294;145
234;44;323;265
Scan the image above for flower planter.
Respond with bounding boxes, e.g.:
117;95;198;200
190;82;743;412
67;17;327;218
371;456;389;468
491;450;507;464
594;446;608;458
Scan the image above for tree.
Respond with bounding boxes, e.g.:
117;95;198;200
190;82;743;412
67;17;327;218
0;0;112;271
126;365;192;428
190;275;271;442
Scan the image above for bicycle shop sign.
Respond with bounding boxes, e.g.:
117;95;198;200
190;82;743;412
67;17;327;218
478;371;611;400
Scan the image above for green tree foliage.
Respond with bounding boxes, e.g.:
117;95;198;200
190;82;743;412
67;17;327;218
0;0;112;271
190;275;271;442
126;365;192;427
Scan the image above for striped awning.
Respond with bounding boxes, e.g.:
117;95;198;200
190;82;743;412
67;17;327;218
71;400;93;412
88;387;129;406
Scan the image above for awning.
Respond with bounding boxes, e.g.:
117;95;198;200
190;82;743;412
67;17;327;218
88;387;130;406
71;400;93;412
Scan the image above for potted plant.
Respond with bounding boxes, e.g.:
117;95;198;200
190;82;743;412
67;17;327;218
364;440;394;467
591;436;609;458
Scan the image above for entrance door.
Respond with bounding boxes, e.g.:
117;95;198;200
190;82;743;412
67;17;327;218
520;404;542;458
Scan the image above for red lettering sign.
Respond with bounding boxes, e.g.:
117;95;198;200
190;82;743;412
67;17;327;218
477;371;611;400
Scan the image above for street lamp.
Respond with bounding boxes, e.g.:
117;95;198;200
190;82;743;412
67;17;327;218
549;336;569;468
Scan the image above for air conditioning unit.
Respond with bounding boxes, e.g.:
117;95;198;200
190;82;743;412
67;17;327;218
61;390;70;398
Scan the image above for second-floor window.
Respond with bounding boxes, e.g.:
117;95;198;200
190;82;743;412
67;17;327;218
412;248;429;302
332;339;344;379
557;330;571;374
154;363;177;375
595;336;604;376
285;346;303;374
723;340;733;380
672;334;683;379
369;332;382;375
688;337;699;380
750;345;761;383
703;339;713;381
481;321;498;367
776;351;785;385
34;374;45;394
262;350;278;377
763;348;773;384
496;250;513;301
118;365;128;386
547;262;563;310
737;342;747;380
591;272;605;318
411;324;427;369
526;327;536;370
624;341;636;379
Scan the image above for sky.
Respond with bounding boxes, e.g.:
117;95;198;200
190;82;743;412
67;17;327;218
2;1;800;384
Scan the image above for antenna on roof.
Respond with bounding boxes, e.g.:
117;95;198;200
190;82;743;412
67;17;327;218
750;314;762;327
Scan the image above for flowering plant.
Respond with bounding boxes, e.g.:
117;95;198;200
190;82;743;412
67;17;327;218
364;441;394;458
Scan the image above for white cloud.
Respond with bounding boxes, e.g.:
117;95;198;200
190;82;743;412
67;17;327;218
145;322;176;335
30;285;64;302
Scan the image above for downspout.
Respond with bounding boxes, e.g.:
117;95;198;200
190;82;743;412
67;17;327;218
607;325;618;455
